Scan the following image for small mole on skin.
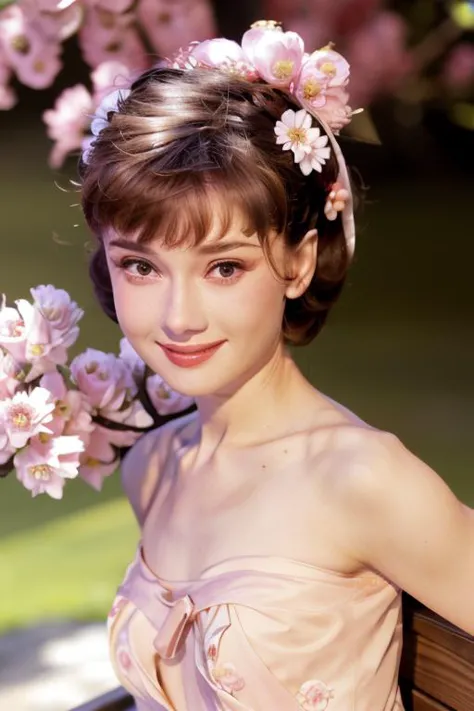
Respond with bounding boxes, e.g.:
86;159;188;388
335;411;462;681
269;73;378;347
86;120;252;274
262;464;266;469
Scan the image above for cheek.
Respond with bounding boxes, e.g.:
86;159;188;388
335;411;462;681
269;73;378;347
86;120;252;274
215;272;286;334
110;278;157;338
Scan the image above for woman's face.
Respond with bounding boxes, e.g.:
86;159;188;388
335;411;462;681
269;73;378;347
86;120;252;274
104;205;296;399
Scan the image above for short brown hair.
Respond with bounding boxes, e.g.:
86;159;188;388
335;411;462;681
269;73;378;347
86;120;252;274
80;66;354;345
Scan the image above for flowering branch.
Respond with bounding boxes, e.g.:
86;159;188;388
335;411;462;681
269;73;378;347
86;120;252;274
0;285;195;498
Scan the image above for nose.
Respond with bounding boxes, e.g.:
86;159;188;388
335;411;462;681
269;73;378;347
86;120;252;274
161;277;207;339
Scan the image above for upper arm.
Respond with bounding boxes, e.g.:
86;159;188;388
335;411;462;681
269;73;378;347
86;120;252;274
340;431;474;635
120;426;167;528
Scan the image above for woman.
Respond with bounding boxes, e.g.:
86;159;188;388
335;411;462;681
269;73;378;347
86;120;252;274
79;21;473;711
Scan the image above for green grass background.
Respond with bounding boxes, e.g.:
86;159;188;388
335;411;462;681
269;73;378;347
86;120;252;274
1;127;473;633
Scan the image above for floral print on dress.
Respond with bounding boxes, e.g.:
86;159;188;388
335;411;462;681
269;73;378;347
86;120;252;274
212;662;246;695
108;596;128;620
117;646;133;671
296;679;334;711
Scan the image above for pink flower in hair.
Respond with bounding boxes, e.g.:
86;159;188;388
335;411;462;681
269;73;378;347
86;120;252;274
190;38;258;80
14;434;84;499
313;86;352;133
275;108;331;175
324;182;350;220
242;24;304;87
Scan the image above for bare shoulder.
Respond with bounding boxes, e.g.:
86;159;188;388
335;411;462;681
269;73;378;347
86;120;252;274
121;411;197;527
304;392;444;521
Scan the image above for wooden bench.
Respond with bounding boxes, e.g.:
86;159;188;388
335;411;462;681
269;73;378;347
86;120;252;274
71;594;474;711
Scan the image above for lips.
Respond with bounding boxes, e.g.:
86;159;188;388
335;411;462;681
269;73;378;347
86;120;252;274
158;340;226;368
159;340;225;355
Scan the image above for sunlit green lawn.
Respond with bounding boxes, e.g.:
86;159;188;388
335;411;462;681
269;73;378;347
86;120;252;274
1;127;473;633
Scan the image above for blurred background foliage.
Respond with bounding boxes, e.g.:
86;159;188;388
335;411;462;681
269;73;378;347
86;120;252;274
0;0;473;633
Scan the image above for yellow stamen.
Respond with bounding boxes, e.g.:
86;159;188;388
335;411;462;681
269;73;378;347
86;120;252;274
11;35;30;54
320;62;336;77
287;127;307;144
30;464;52;481
12;412;30;428
251;20;282;31
303;79;322;100
157;384;171;400
30;344;45;357
273;59;294;80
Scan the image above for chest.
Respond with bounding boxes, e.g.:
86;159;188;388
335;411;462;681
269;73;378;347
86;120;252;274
142;444;346;580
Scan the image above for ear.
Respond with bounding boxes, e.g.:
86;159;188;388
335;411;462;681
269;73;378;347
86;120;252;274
284;229;318;300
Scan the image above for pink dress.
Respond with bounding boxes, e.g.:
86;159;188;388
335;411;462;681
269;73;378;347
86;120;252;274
107;541;405;710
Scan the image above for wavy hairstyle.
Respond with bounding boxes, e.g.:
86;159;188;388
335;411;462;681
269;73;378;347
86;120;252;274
80;66;355;345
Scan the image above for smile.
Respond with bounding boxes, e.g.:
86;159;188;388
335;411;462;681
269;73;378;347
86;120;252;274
158;340;226;368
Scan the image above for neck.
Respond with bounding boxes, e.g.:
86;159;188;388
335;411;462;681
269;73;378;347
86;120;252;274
191;341;315;458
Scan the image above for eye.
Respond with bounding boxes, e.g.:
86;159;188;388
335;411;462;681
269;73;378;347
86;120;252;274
208;260;243;283
120;258;156;281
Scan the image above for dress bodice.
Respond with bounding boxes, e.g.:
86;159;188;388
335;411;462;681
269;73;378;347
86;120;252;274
108;542;405;710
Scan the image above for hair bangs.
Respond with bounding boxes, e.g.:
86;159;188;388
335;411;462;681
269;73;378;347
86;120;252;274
82;156;286;249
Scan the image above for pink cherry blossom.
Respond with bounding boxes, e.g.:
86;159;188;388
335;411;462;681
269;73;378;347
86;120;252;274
0;421;15;466
70;348;137;415
137;0;216;59
39;371;94;443
118;337;146;381
242;25;305;88
443;43;474;89
0;5;62;90
14;434;84;499
8;286;84;373
31;284;83;348
90;0;135;12
146;374;194;416
0;299;27;363
345;11;412;106
312;86;353;133
1;387;55;449
78;425;120;490
91;59;133;103
0;348;22;399
32;2;83;42
189;38;257;80
43;84;94;168
296;679;334;710
78;7;147;71
0;49;16;109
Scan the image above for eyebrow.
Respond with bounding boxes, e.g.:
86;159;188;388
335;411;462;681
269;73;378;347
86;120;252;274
107;238;261;255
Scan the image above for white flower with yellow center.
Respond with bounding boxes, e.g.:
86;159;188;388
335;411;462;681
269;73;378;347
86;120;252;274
274;108;331;176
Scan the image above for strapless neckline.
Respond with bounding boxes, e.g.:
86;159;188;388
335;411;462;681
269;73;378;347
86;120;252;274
137;541;389;590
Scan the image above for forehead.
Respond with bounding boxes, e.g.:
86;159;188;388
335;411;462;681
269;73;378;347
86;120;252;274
105;184;271;250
